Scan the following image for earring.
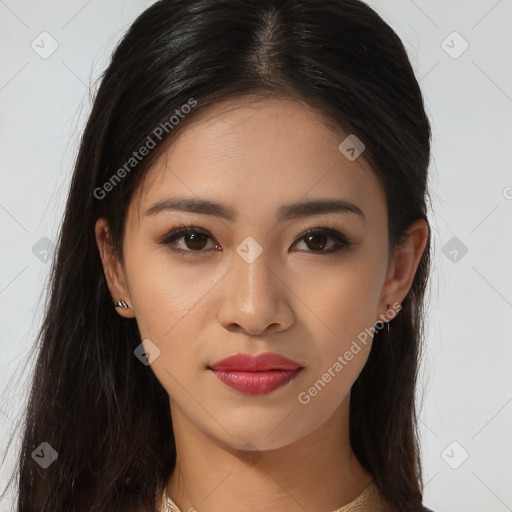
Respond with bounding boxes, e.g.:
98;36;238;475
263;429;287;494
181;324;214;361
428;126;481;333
114;299;130;310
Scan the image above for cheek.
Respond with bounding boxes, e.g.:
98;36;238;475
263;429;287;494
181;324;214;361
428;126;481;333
294;255;383;345
125;242;218;339
291;251;383;394
294;285;375;419
123;247;216;399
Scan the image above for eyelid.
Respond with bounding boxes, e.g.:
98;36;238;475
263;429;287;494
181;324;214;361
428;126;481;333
291;224;354;253
156;223;219;250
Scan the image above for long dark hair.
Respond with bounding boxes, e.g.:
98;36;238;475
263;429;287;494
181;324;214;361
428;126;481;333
4;0;432;510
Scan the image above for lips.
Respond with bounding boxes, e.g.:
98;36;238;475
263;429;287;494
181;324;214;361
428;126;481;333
209;352;302;372
208;352;303;395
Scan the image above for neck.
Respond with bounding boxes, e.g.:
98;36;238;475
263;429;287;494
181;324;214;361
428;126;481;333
166;396;373;512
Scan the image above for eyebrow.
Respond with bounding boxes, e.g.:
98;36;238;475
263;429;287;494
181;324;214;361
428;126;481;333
145;196;365;222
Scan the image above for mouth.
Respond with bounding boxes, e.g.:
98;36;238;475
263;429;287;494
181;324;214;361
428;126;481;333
208;352;304;395
209;368;303;395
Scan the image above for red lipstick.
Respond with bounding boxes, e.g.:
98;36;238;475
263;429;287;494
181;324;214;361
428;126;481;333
208;352;303;395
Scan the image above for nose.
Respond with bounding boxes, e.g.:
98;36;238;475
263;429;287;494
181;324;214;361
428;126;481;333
217;246;294;336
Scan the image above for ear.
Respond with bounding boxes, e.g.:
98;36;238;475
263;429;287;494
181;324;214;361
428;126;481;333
95;217;135;319
377;218;430;320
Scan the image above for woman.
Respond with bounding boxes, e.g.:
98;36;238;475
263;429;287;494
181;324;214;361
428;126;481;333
8;0;434;510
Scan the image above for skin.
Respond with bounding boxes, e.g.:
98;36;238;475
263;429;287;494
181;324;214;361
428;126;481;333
95;95;429;512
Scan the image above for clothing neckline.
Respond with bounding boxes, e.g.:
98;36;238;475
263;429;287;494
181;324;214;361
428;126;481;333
160;480;382;512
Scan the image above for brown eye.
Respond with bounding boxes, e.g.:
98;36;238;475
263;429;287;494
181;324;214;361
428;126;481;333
303;233;329;251
292;228;353;254
182;231;209;251
158;226;219;255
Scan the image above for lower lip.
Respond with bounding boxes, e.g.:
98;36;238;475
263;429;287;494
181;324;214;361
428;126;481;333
209;369;303;395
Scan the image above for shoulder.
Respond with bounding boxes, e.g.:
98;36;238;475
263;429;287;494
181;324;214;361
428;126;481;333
418;506;435;512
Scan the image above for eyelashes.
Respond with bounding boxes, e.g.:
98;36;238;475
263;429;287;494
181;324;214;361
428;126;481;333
156;222;354;257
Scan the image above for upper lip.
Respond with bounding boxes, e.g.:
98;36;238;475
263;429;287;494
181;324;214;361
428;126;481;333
209;352;302;371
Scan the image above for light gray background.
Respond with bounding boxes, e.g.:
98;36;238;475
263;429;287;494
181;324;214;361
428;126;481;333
1;1;511;511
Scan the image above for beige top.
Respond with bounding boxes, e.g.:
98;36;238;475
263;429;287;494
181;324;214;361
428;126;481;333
159;481;386;512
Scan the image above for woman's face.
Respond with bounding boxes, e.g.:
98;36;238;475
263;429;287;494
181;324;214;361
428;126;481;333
98;96;410;451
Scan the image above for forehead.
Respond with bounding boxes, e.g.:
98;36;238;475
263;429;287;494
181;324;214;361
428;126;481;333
131;95;385;225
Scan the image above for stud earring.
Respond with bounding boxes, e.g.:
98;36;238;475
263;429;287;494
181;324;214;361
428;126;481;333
114;299;130;310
